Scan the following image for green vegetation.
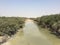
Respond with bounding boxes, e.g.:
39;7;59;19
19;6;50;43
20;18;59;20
34;14;60;37
0;17;25;37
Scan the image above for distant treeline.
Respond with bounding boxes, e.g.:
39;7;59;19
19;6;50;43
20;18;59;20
34;14;60;37
0;17;25;36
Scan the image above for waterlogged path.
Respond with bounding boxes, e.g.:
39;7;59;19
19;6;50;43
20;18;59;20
2;19;52;45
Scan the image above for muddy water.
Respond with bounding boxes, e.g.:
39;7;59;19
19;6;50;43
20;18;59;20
23;20;52;45
2;19;52;45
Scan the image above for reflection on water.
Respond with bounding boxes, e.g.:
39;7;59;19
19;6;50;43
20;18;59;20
2;19;52;45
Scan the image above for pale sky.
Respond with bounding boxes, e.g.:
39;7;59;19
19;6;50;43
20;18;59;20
0;0;60;18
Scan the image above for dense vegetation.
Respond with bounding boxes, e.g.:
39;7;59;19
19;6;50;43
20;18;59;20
35;14;60;37
0;17;25;37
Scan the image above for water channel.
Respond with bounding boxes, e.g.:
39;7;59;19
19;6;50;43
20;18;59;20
2;19;52;45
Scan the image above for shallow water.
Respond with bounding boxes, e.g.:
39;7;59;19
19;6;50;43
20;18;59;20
23;19;52;45
39;27;60;45
2;19;52;45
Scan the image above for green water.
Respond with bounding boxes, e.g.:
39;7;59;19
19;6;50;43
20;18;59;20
2;20;52;45
23;20;52;45
39;27;60;45
2;29;27;45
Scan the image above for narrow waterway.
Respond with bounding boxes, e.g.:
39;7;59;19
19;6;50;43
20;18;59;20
2;19;52;45
23;19;52;45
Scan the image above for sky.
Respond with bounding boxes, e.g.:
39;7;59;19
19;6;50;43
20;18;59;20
0;0;60;18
